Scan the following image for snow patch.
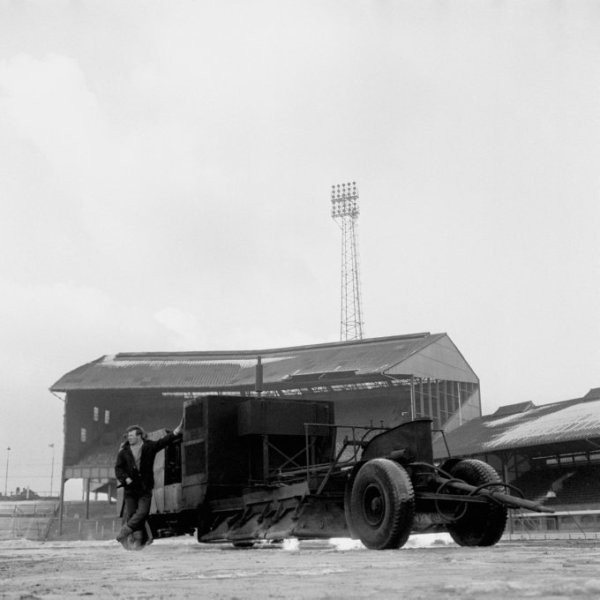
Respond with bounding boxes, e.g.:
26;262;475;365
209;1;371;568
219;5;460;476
282;538;299;551
328;533;453;551
104;356;295;369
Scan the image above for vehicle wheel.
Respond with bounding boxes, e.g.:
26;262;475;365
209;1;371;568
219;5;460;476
445;459;507;547
348;458;415;550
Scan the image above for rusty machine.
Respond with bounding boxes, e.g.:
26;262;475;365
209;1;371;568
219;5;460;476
143;395;550;550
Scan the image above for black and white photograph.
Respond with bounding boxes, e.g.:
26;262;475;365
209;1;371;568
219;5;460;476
1;1;599;598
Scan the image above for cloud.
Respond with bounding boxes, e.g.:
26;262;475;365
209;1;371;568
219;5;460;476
0;54;103;188
0;278;179;394
154;306;204;348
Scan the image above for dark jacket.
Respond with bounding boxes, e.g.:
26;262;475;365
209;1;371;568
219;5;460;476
115;432;181;495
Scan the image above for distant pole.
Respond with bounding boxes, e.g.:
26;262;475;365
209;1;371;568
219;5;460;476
331;181;364;341
58;395;68;536
49;444;55;497
4;447;10;497
255;356;263;398
85;477;91;519
410;375;416;421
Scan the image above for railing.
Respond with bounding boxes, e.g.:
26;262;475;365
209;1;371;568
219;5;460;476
46;517;120;541
508;509;600;539
0;501;59;541
0;501;122;541
303;423;390;494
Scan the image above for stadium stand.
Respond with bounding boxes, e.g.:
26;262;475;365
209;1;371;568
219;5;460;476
542;465;600;508
434;387;600;534
49;333;483;538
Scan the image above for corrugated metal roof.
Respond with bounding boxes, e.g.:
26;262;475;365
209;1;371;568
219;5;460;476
51;332;447;392
435;391;600;457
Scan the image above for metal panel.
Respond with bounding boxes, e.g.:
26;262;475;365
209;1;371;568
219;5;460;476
237;398;332;437
181;396;246;509
362;419;434;464
183;442;206;477
389;336;479;383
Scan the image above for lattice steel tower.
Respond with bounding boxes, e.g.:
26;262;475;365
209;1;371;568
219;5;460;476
331;181;364;341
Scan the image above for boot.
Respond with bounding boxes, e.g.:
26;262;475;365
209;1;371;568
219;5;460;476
116;525;132;549
132;530;145;550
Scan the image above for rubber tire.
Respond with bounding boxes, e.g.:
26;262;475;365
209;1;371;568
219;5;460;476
445;459;507;547
349;458;415;550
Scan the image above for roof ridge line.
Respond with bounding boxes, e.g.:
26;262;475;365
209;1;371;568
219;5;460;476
113;332;436;359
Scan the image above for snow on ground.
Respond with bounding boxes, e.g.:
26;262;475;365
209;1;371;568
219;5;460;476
2;536;600;599
326;532;453;551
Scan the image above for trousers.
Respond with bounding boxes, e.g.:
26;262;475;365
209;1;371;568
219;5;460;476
124;492;152;531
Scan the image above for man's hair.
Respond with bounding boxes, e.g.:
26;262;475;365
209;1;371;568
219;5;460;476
125;425;147;439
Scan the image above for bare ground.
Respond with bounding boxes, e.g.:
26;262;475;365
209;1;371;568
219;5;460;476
2;536;600;600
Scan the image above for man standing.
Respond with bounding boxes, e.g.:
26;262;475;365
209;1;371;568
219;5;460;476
114;422;182;550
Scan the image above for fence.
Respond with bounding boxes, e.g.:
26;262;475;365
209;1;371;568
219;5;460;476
507;509;600;540
0;500;122;541
0;501;58;541
46;516;121;541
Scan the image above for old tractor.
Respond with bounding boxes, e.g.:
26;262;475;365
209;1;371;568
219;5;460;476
144;395;550;549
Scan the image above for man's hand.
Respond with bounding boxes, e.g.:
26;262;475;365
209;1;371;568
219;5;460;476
173;419;184;436
125;477;132;485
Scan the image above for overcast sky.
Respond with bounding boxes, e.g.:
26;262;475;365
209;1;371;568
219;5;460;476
1;1;599;496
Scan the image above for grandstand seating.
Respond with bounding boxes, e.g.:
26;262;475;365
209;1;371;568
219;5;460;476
511;469;566;503
544;464;600;507
512;465;600;509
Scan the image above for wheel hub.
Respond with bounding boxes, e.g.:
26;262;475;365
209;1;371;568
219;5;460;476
363;484;385;526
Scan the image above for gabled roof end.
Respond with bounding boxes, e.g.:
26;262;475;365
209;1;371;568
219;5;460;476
493;401;536;417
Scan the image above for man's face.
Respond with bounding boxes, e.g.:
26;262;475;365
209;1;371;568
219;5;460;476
127;430;142;446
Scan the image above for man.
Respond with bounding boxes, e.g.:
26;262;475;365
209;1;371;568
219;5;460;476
114;422;182;550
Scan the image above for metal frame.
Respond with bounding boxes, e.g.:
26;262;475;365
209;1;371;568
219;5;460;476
331;182;364;341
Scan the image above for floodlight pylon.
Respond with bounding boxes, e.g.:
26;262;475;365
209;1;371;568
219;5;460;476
331;181;364;341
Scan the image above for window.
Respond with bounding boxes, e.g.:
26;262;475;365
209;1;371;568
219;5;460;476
93;407;99;422
104;410;110;425
80;428;87;443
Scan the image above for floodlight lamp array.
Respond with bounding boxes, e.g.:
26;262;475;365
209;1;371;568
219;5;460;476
331;181;359;218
